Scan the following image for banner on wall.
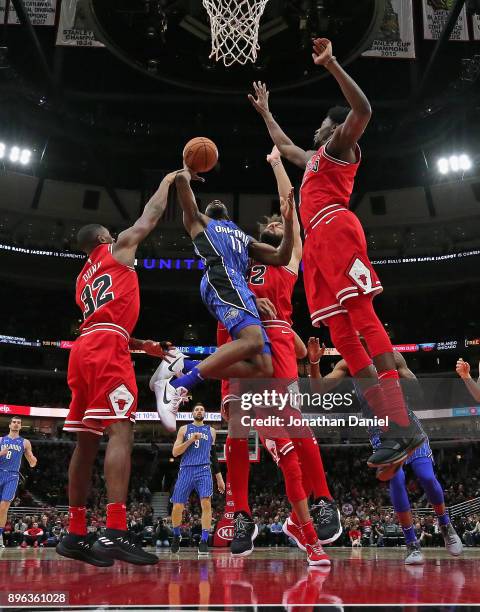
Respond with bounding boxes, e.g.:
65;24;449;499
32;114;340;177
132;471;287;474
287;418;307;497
473;14;480;40
0;0;56;25
56;0;104;47
422;0;469;41
363;0;416;59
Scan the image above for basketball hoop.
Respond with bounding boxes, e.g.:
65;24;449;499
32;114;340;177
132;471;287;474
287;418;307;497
202;0;269;67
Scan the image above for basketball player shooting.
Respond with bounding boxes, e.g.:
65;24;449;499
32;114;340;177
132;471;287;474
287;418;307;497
150;164;294;431
249;38;424;473
0;417;37;548
58;171;177;567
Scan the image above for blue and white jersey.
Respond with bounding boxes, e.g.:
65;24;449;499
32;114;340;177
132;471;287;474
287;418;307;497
355;382;432;465
180;424;213;468
0;436;25;473
193;219;253;279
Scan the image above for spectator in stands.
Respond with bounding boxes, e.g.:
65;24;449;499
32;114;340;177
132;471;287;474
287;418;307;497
463;515;480;546
155;518;171;548
14;517;27;547
2;520;14;547
349;521;362;548
21;522;44;548
417;518;434;547
269;516;284;547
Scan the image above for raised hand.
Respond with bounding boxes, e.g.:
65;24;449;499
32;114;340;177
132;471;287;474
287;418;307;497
255;297;277;319
266;145;281;165
307;337;325;363
280;187;295;221
312;38;334;67
248;81;270;115
456;358;471;379
182;165;205;183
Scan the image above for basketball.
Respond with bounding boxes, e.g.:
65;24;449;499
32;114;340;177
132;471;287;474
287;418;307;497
183;137;218;173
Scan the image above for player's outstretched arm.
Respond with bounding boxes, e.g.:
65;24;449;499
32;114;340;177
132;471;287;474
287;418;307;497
248;188;294;266
249;82;310;169
174;168;209;238
308;337;348;392
312;39;371;156
24;439;37;468
293;331;307;360
456;358;480;402
113;171;178;266
267;146;302;272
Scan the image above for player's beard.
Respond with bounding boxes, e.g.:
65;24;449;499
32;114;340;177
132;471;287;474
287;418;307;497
260;230;282;248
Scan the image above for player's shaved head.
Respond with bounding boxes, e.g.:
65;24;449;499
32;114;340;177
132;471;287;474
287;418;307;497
205;200;229;221
327;105;350;125
77;224;113;254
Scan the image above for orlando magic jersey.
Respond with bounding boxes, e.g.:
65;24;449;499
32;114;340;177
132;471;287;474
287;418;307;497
0;436;25;473
355;382;432;465
193;219;260;329
180;424;213;468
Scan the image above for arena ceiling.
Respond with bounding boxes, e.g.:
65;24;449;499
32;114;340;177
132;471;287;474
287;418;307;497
0;0;479;196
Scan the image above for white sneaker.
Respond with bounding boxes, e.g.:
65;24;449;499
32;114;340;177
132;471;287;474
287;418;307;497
405;542;425;565
153;378;188;432
441;523;463;556
149;349;185;390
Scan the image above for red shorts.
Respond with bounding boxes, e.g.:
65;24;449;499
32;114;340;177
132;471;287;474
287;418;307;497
217;322;298;406
64;330;137;435
303;209;382;327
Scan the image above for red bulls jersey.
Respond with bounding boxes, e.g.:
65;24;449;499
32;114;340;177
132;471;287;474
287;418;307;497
299;141;361;234
248;263;297;328
75;243;140;339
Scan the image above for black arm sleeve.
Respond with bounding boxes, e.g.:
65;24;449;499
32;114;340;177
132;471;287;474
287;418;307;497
210;445;221;475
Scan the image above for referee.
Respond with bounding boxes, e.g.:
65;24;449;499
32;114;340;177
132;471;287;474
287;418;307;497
170;403;225;554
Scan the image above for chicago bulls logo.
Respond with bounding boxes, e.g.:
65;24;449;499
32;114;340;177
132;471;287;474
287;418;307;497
108;384;135;417
347;257;373;292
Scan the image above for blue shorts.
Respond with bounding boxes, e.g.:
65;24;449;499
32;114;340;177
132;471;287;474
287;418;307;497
201;268;270;351
171;465;213;504
0;470;19;502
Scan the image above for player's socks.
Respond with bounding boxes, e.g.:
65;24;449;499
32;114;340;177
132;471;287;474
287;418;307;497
183;359;200;373
106;502;127;531
377;370;410;427
436;511;450;526
171;366;203;391
226;437;250;513
201;529;209;542
68;506;87;536
402;525;417;545
292;438;332;499
301;520;318;546
0;528;3;535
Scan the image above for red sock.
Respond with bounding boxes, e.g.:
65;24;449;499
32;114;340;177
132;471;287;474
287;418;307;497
68;506;87;536
106;503;127;531
226;437;250;514
290;511;300;526
301;520;318;546
378;369;409;427
293;437;332;500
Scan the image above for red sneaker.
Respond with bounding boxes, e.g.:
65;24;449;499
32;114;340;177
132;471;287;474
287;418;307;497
306;541;330;566
282;516;306;552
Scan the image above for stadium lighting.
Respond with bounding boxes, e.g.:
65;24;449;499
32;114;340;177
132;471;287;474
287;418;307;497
437;153;473;175
0;143;5;159
20;148;32;165
9;146;20;162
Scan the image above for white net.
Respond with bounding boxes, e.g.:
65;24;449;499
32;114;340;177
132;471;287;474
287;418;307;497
202;0;269;67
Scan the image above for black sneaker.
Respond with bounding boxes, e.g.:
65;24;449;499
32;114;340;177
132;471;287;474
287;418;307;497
230;511;258;557
171;535;181;553
92;529;158;565
198;540;209;555
311;497;342;545
367;422;425;469
56;533;114;567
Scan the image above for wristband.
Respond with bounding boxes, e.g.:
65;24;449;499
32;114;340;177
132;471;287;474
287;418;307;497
325;56;336;67
309;359;320;365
